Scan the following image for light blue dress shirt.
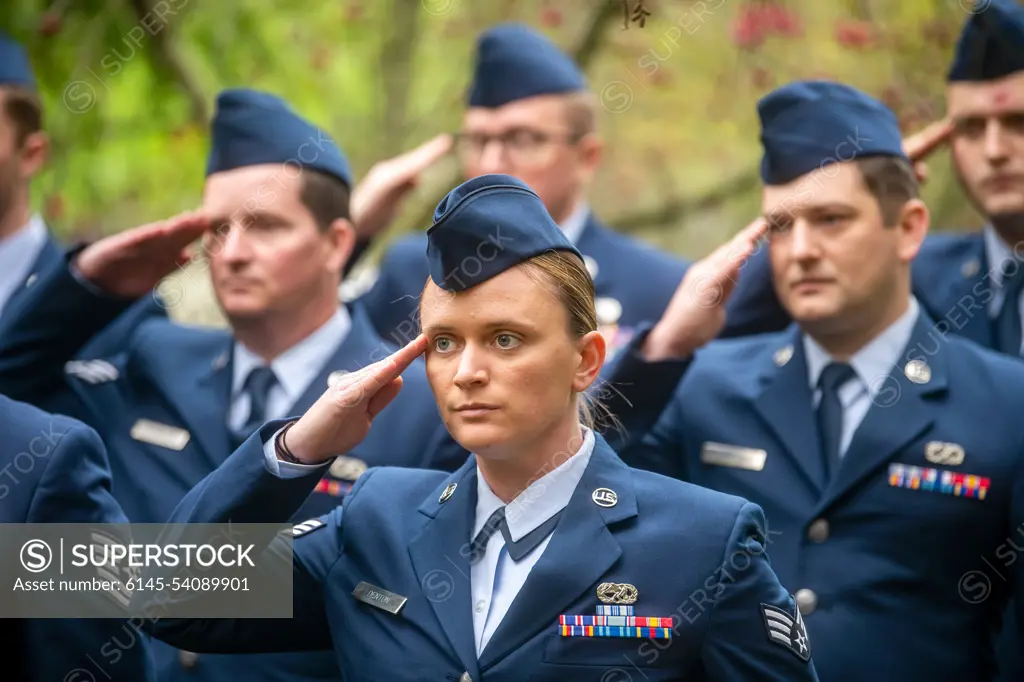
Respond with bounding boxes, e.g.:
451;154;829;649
983;225;1024;355
263;424;596;657
0;214;48;318
228;306;351;430
802;297;919;458
559;201;589;246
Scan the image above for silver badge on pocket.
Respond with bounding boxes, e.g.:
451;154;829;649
924;441;965;466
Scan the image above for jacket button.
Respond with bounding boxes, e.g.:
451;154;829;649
795;589;817;615
179;651;198;668
807;519;829;543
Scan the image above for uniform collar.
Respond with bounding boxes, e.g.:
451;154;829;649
0;213;47;270
802;296;920;398
231;305;352;402
559;201;590;246
0;213;49;315
473;426;595;543
983;222;1018;289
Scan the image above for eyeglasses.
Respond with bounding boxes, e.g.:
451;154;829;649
452;127;584;166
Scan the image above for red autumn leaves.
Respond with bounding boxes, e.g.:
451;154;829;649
732;2;879;51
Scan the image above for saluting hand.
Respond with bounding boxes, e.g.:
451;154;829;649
350;134;453;241
283;335;430;464
75;211;210;299
903;118;954;185
642;218;769;361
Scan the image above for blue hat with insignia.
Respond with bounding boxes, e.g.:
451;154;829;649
467;23;585;108
948;0;1024;82
0;32;36;89
206;88;352;187
426;174;582;291
757;80;907;186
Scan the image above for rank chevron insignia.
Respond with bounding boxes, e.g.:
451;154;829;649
760;602;810;661
290;518;325;538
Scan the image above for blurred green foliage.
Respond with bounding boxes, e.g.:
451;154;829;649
1;0;991;265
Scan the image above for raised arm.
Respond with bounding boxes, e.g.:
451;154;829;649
138;335;429;654
598;219;766;455
0;212;206;404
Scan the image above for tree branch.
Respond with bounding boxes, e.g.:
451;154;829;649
126;0;208;124
607;167;761;231
572;0;623;68
378;0;421;157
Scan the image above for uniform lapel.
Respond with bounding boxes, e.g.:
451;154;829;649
812;314;948;516
478;436;637;672
286;304;389;414
407;459;480;682
28;232;60;277
130;324;234;467
749;325;827;494
916;234;992;348
6;232;60;311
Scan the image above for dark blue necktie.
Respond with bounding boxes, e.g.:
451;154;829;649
231;366;278;447
996;263;1024;356
468;506;565;564
816;362;856;484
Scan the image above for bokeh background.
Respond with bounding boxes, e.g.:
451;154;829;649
1;0;990;325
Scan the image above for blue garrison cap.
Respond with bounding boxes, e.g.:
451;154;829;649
467;23;585;108
949;0;1024;81
0;32;36;89
206;88;352;186
758;80;907;186
426;174;582;291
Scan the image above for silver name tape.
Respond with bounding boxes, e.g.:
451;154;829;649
352;581;407;616
700;442;767;471
130;419;191;451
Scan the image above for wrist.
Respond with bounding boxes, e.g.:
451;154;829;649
275;420;329;465
72;246;102;285
642;322;697;362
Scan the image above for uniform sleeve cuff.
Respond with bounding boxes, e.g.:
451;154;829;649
262;427;331;479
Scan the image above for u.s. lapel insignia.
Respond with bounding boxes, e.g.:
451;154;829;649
774;345;793;367
583;255;600;280
329;455;368;481
904;360;931;384
924;441;965;466
761;602;811;661
211;352;228;371
130;419;191;451
961;258;980;278
290;518;325;538
559;583;673;639
439;482;457;503
888;463;990;500
327;370;350;388
24;272;38;288
592;488;618;508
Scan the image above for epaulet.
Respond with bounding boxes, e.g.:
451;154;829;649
64;359;119;384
